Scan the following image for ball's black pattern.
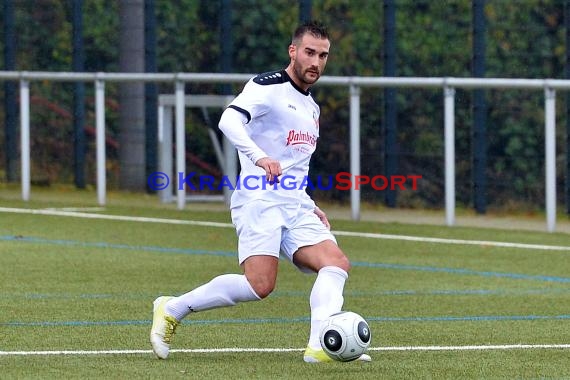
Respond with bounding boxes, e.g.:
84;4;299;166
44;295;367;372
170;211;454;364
323;330;343;352
357;321;371;343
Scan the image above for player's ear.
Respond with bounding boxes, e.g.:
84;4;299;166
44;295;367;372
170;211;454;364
288;44;296;59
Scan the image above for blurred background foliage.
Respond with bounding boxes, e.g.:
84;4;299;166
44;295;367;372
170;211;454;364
0;0;568;212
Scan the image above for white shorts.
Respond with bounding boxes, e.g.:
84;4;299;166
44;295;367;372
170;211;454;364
230;200;337;270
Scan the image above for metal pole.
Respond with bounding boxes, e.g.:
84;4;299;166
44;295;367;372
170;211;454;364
220;0;234;205
220;0;233;97
175;81;186;210
4;0;17;182
158;105;173;203
20;80;30;201
95;79;106;206
118;0;145;190
72;0;86;189
565;0;570;215
350;85;361;221
383;0;398;208
145;0;158;191
472;0;487;214
444;86;456;226
545;87;556;232
299;0;312;22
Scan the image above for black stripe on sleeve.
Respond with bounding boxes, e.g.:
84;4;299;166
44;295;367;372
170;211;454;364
227;105;251;123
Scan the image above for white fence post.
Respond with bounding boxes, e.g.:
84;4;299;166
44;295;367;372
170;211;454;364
175;80;186;210
544;87;556;232
20;79;30;201
444;86;456;227
350;84;361;221
95;79;106;206
158;104;174;203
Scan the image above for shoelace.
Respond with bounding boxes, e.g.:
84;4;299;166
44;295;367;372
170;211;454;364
163;316;179;344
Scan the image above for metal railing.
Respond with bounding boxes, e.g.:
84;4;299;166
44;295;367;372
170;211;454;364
0;71;565;232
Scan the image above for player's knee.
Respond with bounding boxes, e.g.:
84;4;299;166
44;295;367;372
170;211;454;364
251;282;274;299
327;247;351;273
336;254;351;273
247;277;276;299
316;254;351;273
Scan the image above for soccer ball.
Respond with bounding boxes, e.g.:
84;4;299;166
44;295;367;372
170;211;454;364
319;311;371;362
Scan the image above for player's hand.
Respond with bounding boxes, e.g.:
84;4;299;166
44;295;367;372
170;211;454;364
255;157;282;184
314;206;331;230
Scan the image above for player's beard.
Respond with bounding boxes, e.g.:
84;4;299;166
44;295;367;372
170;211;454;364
293;61;320;86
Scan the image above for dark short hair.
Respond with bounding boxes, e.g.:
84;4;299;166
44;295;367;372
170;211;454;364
292;20;329;44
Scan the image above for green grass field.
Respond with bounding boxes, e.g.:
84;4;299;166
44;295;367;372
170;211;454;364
1;188;569;379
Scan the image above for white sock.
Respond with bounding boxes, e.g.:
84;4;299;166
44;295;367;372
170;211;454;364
307;266;348;350
165;274;261;321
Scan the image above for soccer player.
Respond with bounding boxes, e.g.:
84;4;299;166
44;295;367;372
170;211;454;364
150;20;371;363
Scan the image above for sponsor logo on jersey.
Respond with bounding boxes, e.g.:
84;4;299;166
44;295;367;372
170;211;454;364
286;130;317;147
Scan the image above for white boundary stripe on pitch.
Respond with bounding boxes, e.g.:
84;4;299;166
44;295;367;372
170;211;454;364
1;344;570;356
44;207;106;212
0;207;232;228
1;207;570;252
331;230;570;251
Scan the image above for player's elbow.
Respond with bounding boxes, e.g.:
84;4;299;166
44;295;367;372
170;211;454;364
218;110;231;134
218;107;248;134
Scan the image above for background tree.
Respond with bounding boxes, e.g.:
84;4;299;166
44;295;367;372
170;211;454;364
118;0;145;190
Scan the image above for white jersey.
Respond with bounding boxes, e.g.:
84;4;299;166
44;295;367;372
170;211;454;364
224;69;320;208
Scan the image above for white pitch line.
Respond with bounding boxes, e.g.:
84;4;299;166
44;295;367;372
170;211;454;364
332;230;570;251
0;207;232;228
1;344;569;356
370;344;570;351
44;207;106;212
1;206;570;252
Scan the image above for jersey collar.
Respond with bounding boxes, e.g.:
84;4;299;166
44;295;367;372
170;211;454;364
282;70;311;96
